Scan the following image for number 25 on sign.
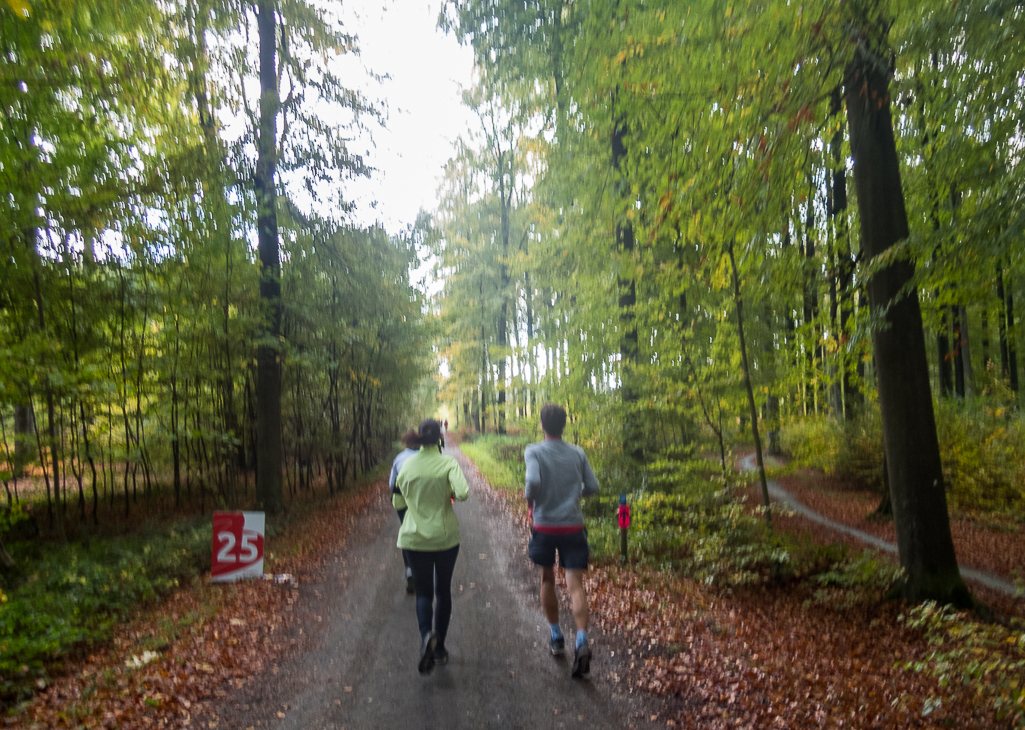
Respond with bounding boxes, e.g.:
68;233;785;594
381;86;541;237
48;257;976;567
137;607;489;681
211;511;265;582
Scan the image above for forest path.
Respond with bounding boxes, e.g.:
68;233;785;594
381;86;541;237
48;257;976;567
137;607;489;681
738;453;1019;596
217;445;663;730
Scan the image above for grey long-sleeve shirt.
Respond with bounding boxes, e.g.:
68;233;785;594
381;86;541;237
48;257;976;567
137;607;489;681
524;439;599;529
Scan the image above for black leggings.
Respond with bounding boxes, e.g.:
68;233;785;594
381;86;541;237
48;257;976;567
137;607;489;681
396;509;410;569
404;545;460;647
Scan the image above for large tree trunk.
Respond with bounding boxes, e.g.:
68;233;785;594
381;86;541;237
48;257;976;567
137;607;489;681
845;47;969;605
612;102;642;469
254;0;284;515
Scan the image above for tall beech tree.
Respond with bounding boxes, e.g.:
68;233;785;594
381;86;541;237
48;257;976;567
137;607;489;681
0;0;428;536
844;33;969;604
254;0;284;515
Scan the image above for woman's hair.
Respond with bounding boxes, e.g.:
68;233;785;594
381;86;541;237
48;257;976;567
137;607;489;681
410;419;443;448
400;429;419;450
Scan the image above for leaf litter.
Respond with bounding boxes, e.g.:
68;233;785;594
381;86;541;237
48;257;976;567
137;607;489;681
12;453;1023;729
6;480;381;729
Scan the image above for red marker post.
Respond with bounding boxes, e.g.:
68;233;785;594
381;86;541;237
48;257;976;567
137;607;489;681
617;494;630;562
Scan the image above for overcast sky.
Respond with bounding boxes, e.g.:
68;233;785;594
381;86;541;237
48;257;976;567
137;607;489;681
339;0;476;234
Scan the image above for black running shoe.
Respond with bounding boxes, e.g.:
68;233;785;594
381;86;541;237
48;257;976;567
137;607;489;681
571;642;591;678
549;636;566;657
405;574;415;594
434;646;449;665
418;631;437;674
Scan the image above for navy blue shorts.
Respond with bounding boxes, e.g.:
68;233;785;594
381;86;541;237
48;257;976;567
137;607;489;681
528;529;589;570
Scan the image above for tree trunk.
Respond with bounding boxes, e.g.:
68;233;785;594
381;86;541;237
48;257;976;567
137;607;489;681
845;47;969;605
727;241;772;527
497;153;510;434
1007;275;1018;395
829;85;859;416
803;173;819;416
997;267;1009;383
937;306;953;397
959;306;974;397
13;404;32;479
612;100;642;469
254;0;284;515
981;306;990;370
952;306;965;398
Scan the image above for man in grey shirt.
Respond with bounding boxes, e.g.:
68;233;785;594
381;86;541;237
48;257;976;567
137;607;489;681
524;403;599;678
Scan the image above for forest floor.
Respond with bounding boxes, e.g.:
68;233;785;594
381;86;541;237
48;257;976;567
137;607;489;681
6;446;1022;729
739;452;1025;619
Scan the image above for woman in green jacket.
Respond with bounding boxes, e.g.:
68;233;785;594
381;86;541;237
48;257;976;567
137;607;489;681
393;419;470;673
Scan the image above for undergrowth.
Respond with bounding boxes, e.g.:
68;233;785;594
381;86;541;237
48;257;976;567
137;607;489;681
901;603;1025;727
462;434;898;596
459;434;530;497
782;398;1025;516
0;520;211;701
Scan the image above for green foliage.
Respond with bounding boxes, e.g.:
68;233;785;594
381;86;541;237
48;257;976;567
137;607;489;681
782;413;886;491
466;434;791;587
0;0;430;525
934;399;1025;515
901;603;1025;727
808;549;905;610
459;434;531;497
784;403;1025;515
814;550;903;590
0;523;210;698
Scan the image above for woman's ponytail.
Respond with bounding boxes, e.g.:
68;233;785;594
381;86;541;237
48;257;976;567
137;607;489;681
415;419;442;451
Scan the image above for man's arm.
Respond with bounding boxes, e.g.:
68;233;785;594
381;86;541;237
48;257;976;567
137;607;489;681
581;453;599;497
524;446;541;502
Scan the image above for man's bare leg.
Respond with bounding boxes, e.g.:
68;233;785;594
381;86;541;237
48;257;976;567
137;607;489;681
565;569;589;632
540;565;560;624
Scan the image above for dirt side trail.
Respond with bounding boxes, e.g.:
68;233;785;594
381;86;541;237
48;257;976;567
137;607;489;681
216;445;665;730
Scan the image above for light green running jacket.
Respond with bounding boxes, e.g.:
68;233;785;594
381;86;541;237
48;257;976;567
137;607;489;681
393;447;470;551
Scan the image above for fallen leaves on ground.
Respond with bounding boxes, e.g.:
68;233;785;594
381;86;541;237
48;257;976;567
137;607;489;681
6;481;383;729
589;565;997;729
740;456;1025;618
466;447;1016;729
773;469;1025;584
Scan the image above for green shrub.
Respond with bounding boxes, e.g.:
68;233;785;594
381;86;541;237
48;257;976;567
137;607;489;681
465;435;910;594
0;521;210;698
465;435;797;585
934;399;1025;514
783;402;1025;515
460;434;531;496
781;412;885;490
901;602;1025;727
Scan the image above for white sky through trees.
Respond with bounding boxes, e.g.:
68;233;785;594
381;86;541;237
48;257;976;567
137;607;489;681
339;0;476;234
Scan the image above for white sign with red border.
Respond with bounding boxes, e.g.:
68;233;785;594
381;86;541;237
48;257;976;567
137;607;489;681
211;511;265;582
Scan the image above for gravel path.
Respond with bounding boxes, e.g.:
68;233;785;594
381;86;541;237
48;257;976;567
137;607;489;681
739;453;1020;596
215;445;665;730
